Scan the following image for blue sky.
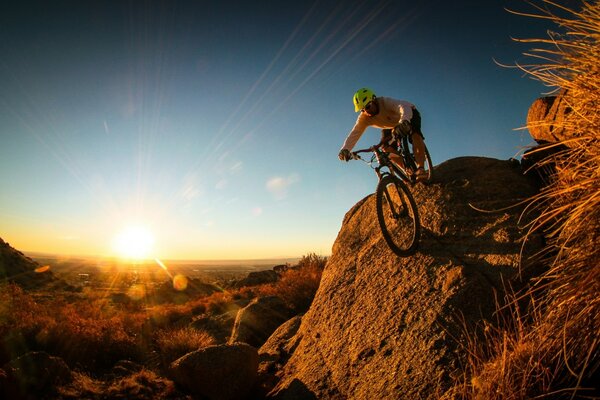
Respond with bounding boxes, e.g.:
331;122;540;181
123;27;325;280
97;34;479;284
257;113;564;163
0;0;557;260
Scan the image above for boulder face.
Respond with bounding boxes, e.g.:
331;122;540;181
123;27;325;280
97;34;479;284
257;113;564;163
169;343;259;400
527;92;572;143
230;296;292;348
270;157;543;399
2;351;72;398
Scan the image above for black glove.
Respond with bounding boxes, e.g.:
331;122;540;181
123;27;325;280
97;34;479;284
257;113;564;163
338;148;352;162
393;120;411;137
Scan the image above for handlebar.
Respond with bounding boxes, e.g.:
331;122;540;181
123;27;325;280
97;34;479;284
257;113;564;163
351;145;382;160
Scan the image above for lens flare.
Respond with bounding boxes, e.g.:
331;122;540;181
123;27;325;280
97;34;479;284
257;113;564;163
35;265;51;273
173;274;188;291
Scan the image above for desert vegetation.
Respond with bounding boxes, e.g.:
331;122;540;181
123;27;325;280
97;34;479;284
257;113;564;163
446;1;599;398
0;253;326;398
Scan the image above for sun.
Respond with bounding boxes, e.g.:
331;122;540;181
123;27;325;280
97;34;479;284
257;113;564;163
112;226;155;260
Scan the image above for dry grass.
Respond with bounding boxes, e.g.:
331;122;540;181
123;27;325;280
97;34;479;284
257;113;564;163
0;252;326;379
0;284;143;370
448;1;600;398
57;370;183;399
155;326;215;365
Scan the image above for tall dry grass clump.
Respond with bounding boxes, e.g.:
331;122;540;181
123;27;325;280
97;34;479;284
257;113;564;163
448;1;600;398
155;326;215;365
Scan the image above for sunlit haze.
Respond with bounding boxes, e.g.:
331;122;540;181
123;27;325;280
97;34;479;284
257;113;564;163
112;226;155;260
1;1;554;260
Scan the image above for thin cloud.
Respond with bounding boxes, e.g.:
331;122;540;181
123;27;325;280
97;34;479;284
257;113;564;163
266;173;300;200
216;179;228;190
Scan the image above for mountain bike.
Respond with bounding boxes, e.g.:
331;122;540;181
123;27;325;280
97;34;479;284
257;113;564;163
398;134;434;184
352;137;431;256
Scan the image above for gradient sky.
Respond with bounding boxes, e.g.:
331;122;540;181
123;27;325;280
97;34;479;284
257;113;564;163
1;0;558;260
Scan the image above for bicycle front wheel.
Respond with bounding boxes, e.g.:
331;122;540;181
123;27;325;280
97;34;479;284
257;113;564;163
376;175;420;256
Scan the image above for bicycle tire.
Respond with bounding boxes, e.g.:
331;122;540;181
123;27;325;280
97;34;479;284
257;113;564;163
402;136;434;183
376;174;420;256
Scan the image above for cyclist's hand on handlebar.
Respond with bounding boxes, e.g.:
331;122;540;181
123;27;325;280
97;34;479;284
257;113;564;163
393;120;411;137
338;148;352;162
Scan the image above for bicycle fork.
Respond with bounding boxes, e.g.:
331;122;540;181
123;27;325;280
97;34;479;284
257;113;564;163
380;178;408;220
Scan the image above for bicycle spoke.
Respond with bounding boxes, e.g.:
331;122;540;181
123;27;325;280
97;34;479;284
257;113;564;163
376;175;420;256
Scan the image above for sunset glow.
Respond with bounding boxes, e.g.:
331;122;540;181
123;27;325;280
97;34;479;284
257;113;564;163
0;1;551;260
112;226;155;260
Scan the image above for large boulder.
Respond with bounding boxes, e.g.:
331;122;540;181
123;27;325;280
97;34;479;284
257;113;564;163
259;315;303;368
234;270;280;289
2;351;72;398
269;157;544;399
526;92;573;143
230;296;292;348
258;316;303;396
190;311;237;343
168;343;258;400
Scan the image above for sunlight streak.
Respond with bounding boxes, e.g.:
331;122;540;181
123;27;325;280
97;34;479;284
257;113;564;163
155;257;169;273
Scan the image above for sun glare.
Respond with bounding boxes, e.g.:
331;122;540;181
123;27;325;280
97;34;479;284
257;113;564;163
112;226;155;260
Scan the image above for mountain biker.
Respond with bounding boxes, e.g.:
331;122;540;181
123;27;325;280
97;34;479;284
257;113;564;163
338;87;428;182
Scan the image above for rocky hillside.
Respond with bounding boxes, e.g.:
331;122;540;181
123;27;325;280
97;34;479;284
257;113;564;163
0;237;55;287
265;157;544;399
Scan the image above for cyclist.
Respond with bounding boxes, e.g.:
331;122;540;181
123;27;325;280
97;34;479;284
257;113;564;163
338;87;428;182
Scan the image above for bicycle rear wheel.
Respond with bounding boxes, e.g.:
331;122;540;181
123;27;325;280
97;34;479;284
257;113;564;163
376;175;420;256
422;143;433;182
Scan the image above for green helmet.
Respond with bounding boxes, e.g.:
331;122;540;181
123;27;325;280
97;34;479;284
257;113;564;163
353;87;376;112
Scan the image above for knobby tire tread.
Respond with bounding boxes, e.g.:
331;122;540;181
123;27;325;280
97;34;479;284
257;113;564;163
376;175;420;256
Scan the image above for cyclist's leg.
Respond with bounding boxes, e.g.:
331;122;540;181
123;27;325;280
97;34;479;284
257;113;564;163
411;133;426;169
380;129;406;170
409;108;426;169
385;147;406;171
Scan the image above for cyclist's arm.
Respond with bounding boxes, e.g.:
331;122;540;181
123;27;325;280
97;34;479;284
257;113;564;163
340;115;369;151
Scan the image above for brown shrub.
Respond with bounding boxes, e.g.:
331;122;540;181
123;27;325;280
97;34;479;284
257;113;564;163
256;253;326;313
42;301;142;370
105;369;179;399
58;370;179;399
155;327;215;365
0;284;141;370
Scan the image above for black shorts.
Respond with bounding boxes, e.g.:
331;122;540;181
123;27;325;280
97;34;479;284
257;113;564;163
380;107;424;145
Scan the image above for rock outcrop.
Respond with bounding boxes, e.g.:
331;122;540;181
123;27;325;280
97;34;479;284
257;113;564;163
169;343;258;400
230;296;292;348
268;157;543;399
234;270;280;289
526;91;573;144
1;238;40;278
0;238;55;288
1;351;72;399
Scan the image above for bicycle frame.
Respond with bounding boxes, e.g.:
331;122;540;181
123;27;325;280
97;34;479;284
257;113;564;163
353;145;412;184
352;144;421;256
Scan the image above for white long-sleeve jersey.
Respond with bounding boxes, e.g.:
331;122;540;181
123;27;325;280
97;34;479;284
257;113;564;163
340;96;415;151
